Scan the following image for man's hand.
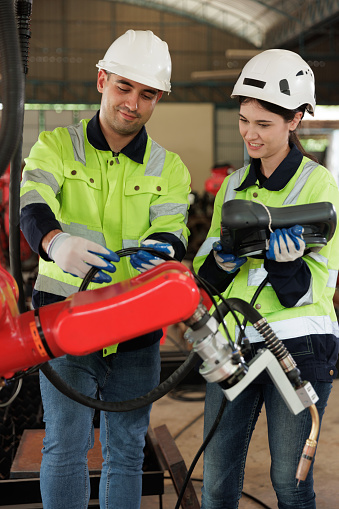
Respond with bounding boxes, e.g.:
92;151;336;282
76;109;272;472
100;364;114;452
266;225;305;262
130;239;175;273
213;241;247;273
47;233;120;283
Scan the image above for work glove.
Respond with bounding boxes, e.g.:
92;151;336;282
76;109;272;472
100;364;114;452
266;225;305;262
213;241;247;273
47;232;120;283
130;239;175;273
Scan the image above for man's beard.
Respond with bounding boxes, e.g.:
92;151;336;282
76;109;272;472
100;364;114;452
112;108;142;135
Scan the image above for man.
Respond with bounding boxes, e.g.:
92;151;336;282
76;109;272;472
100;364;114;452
20;30;191;509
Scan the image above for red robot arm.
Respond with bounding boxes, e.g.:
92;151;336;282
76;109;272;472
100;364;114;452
0;261;201;378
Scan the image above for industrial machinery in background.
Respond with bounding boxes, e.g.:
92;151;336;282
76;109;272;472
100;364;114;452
204;162;235;197
0;166;36;267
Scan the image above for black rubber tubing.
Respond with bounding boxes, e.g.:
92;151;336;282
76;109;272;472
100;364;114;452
40;351;200;412
40;249;201;411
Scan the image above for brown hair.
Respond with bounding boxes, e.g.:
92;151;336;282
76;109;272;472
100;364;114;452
238;96;318;163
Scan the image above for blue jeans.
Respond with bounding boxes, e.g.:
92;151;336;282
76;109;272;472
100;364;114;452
201;380;332;509
39;343;161;509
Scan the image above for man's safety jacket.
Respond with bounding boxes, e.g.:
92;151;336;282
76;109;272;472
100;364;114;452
20;117;191;300
193;148;339;381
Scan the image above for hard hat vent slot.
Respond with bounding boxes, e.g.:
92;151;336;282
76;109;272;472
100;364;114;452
279;79;290;96
243;78;265;89
296;70;304;76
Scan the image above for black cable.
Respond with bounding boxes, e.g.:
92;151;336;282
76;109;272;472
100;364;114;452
79;246;173;291
238;275;269;345
174;396;227;509
5;363;43;383
8;1;33;314
0;0;25;176
40;351;200;412
193;271;247;345
192;272;235;347
0;379;22;408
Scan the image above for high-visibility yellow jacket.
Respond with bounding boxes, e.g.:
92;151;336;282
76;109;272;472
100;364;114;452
194;154;339;379
21;118;191;299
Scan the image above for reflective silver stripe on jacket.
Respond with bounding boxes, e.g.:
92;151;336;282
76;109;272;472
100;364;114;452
150;203;188;223
294;277;313;306
122;239;139;249
59;222;106;246
150;202;188;247
172;228;187;248
21;168;61;195
196;236;219;257
282;160;319;205
236;315;339;343
34;273;79;297
145;140;166;177
306;251;337;288
145;140;188;246
20;189;48;212
248;266;271;287
307;251;328;266
67;123;87;165
223;166;248;203
327;269;338;288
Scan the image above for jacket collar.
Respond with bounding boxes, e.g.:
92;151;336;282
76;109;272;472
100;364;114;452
87;110;147;164
235;144;304;192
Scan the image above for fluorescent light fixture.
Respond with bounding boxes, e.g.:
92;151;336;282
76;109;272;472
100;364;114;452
191;69;241;80
225;49;262;59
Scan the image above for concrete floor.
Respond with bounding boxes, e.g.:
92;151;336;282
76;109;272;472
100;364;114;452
141;330;339;509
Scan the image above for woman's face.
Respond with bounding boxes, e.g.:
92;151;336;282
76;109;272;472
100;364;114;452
238;99;301;168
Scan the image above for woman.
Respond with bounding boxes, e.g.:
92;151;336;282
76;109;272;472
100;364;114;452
193;49;339;509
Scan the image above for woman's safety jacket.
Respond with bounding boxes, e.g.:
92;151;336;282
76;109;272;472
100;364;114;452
193;154;339;380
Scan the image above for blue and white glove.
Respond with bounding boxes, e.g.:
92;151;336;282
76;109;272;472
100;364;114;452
266;225;305;262
47;233;120;283
213;241;247;273
130;239;175;273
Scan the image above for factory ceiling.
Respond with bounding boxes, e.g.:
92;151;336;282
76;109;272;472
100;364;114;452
121;0;339;49
2;0;338;106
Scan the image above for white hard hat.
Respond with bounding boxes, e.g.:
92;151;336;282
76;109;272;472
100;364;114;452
231;49;316;115
96;30;171;93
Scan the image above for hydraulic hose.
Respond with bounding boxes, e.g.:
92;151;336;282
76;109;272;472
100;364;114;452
40;352;200;412
9;0;33;313
0;0;25;177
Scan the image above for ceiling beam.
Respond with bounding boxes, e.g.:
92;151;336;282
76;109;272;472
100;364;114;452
265;0;339;47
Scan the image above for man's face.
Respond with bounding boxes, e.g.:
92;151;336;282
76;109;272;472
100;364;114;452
97;70;163;137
